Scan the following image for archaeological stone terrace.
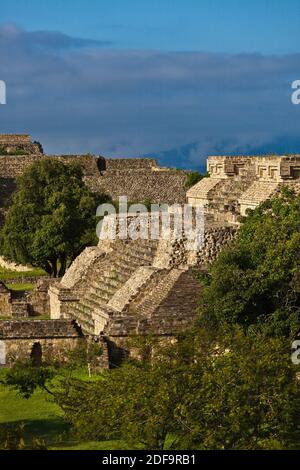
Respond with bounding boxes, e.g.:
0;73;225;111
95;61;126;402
187;154;300;223
1;134;300;367
0;134;189;210
47;153;300;366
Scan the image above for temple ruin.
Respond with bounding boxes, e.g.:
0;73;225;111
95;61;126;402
1;134;300;367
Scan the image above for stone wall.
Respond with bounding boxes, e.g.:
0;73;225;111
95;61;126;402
0;155;40;178
86;169;188;204
0;134;189;208
0;135;42;155
27;278;57;316
104;158;158;170
0;318;81;338
49;285;80;320
10;301;29;318
188;155;300;224
0;135;32;144
0;283;12;318
0;256;33;272
2;337;80;366
194;225;237;266
0;319;83;366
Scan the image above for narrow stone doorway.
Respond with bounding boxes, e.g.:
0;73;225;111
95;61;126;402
30;342;42;366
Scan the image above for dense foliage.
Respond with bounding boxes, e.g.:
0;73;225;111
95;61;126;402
0;159;108;276
184;171;204;188
54;330;300;450
4;188;300;450
198;188;300;338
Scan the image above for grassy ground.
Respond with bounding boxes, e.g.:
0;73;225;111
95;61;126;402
0;265;45;292
6;283;35;291
0;369;132;450
0;266;46;281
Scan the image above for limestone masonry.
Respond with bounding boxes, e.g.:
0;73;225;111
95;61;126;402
0;134;189;210
1;134;300;368
187;154;300;222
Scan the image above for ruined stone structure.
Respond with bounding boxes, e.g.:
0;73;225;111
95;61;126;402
86;158;188;204
0;282;12;318
47;153;300;367
0;134;190;366
187;155;300;223
0;319;83;366
2;137;300;368
0;134;42;155
0;278;56;319
48;212;236;366
0;135;189;218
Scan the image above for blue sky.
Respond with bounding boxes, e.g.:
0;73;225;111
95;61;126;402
1;0;300;54
0;0;300;169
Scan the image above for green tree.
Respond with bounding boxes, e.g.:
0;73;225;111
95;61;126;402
53;329;300;450
0;159;106;276
2;360;57;399
55;346;187;449
184;171;204;189
2;342;104;400
198;188;300;337
176;329;300;449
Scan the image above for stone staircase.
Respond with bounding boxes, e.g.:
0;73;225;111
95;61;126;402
238;180;279;206
106;268;186;336
70;240;158;334
205;178;253;221
144;268;200;334
133;269;183;318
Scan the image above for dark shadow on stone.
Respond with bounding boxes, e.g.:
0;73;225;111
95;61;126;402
30;342;42;366
106;339;129;368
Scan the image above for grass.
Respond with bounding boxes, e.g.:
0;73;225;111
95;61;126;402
29;315;51;320
0;266;47;281
0;369;132;450
6;283;35;291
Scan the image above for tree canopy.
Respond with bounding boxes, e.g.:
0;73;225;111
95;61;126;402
198;188;300;338
52;330;300;450
0;159;107;276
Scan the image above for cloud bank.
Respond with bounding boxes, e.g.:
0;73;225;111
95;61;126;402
0;24;299;169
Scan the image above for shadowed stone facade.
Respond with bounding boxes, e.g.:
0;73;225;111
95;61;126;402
0;319;83;366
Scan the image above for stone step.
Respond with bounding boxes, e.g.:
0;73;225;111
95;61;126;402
133;270;182;316
120;252;153;265
102;274;121;284
115;256;142;267
92;276;120;288
90;282;116;295
75;303;94;320
81;297;107;311
112;262;137;276
72;306;94;333
89;290;111;303
126;245;157;256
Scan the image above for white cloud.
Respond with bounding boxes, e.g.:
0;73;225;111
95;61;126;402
0;24;299;168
